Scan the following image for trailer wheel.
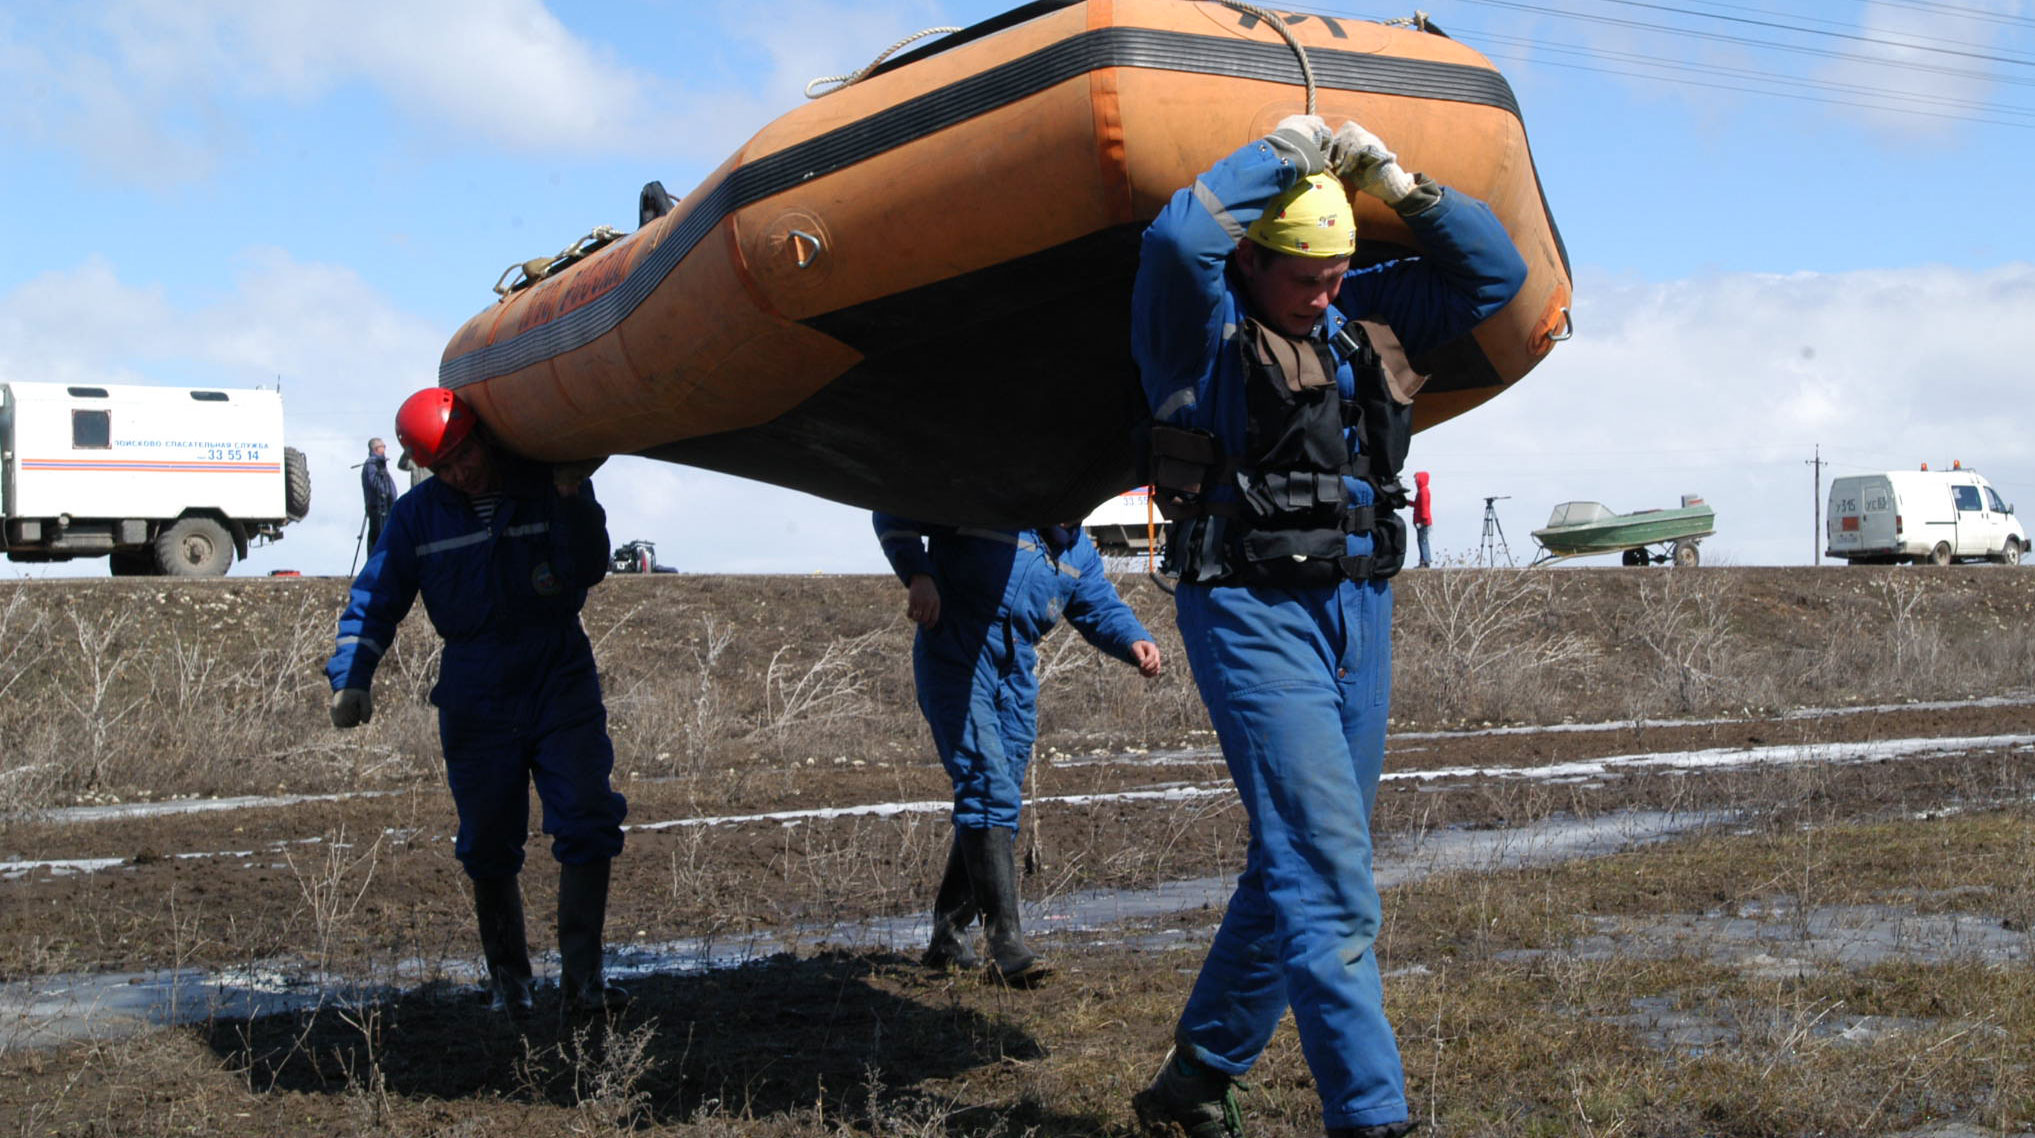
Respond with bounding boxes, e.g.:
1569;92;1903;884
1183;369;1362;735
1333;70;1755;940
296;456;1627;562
108;551;157;577
1672;541;1700;568
155;518;234;577
1621;548;1646;567
284;447;312;521
1927;541;1953;566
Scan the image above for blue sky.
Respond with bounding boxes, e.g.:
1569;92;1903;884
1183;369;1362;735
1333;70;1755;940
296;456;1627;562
3;0;2031;575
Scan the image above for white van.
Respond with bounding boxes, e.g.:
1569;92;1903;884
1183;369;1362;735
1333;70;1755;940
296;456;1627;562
0;381;310;576
1083;487;1160;556
1826;468;2025;566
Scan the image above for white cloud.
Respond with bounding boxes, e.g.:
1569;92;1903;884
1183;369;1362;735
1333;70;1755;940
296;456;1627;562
1413;262;2035;566
0;0;783;180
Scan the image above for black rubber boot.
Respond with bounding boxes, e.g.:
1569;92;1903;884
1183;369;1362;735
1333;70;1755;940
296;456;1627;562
1132;1048;1244;1138
957;825;1049;986
922;832;980;970
558;859;629;1014
472;874;534;1019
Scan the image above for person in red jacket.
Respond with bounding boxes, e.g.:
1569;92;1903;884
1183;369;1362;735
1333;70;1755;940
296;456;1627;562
1412;471;1433;568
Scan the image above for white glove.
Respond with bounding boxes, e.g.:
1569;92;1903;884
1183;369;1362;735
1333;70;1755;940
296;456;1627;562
1273;113;1332;151
1328;120;1417;205
330;688;373;729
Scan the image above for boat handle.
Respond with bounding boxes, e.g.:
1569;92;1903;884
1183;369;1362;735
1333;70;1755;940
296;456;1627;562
789;229;822;269
1547;306;1574;342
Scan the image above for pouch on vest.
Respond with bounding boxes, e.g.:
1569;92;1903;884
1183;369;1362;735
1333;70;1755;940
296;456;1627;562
1338;320;1416;507
1149;424;1225;522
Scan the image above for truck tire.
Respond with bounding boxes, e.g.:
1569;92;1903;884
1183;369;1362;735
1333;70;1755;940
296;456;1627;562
284;447;312;521
1994;539;2023;566
108;551;157;577
155;517;234;577
1672;541;1700;568
1927;542;1953;566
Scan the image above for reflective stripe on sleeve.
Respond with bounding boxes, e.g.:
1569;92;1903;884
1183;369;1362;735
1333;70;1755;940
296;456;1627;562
415;531;490;557
1192;178;1247;243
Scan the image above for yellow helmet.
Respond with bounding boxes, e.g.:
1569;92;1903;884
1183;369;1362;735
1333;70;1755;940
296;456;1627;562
1244;174;1357;258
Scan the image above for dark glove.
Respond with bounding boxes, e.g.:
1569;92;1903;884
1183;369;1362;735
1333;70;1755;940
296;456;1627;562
330;688;373;729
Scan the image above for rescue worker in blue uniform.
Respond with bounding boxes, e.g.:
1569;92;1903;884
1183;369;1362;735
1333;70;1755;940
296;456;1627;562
874;515;1162;985
1128;116;1527;1138
326;388;628;1019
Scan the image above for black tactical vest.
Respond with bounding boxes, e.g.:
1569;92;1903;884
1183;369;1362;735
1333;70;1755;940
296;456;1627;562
1152;318;1408;587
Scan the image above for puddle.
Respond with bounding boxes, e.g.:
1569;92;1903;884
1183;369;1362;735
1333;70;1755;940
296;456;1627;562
14;790;399;826
22;731;2029;882
1510;899;2035;975
1592;995;1954;1056
0;808;1725;1049
1383;733;2035;789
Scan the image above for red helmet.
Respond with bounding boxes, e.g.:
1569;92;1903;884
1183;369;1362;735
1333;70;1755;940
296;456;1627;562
394;388;477;468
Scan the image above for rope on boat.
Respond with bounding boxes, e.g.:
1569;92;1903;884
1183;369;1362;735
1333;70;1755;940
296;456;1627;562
804;5;1318;114
1209;1;1317;115
805;26;963;98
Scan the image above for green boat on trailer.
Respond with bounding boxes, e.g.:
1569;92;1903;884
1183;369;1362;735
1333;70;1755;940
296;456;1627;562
1530;496;1716;567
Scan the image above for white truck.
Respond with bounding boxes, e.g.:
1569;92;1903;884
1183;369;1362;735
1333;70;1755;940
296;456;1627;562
0;381;310;576
1825;467;2025;566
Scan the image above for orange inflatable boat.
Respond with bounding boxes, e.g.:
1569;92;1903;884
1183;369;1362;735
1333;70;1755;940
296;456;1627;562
439;0;1571;526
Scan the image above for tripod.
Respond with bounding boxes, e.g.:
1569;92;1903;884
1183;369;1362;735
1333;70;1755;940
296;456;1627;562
1479;496;1514;567
348;513;369;577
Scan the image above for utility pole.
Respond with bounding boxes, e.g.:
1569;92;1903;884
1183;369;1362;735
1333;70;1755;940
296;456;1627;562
1805;444;1826;566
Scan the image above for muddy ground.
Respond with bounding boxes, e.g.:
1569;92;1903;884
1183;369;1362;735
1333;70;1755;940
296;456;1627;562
1;567;2032;1135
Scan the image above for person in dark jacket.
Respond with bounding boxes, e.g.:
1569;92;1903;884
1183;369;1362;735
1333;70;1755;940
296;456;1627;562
1128;114;1527;1138
874;514;1161;985
326;388;626;1018
361;437;398;548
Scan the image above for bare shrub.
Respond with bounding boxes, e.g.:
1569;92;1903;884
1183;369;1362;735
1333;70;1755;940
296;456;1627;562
1395;565;1597;723
54;606;148;793
287;826;383;984
1626;570;1742;714
755;628;884;753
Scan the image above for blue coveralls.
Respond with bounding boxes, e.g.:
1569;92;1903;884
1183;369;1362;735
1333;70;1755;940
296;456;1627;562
873;516;1153;832
1133;138;1526;1129
327;462;627;881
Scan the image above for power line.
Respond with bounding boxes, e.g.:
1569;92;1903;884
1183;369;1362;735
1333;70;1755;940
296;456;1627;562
1660;0;2035;37
1586;0;2035;67
1472;46;2035;128
1440;0;2035;88
1837;0;2035;33
1464;26;2035;123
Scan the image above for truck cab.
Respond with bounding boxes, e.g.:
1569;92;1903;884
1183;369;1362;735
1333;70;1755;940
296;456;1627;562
1;381;310;576
1826;468;2024;566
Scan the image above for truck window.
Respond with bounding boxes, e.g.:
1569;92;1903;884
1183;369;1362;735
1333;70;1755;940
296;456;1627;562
190;391;229;402
1952;485;1982;512
72;409;110;449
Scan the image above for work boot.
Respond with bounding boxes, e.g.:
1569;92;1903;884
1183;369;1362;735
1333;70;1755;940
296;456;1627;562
558;859;629;1014
1132;1048;1244;1138
922;832;980;970
957;825;1050;986
1324;1123;1418;1138
472;874;534;1019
